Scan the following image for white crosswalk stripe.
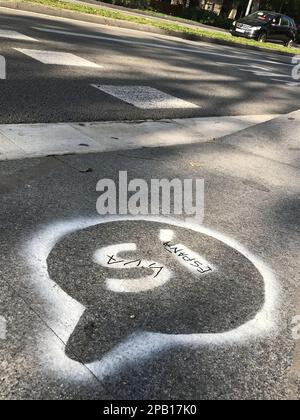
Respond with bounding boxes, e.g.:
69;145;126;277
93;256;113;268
0;30;38;42
91;85;199;109
14;49;102;68
270;79;300;87
238;67;298;87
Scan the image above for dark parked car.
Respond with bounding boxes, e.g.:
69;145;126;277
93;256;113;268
231;11;297;48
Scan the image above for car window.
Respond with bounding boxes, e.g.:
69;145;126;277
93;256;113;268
272;16;281;25
281;17;290;26
249;11;275;22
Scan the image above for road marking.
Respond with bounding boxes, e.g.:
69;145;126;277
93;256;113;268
239;68;293;79
0;55;6;80
238;66;300;87
14;48;102;67
239;64;271;71
32;27;293;68
0;29;38;42
91;85;199;109
238;67;296;85
270;79;300;87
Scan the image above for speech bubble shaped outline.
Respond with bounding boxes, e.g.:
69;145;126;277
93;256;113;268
23;215;280;381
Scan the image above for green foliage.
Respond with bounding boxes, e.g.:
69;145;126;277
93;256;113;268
181;8;233;29
261;0;300;21
99;1;233;30
100;0;152;10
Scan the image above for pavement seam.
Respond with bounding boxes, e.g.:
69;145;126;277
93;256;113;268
0;272;106;388
216;142;300;171
0;128;28;154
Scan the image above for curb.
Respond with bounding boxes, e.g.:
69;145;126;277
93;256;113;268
0;115;276;161
0;1;297;58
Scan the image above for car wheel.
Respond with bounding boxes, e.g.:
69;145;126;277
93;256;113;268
258;33;267;43
286;39;295;48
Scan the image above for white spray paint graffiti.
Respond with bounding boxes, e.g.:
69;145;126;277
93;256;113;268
0;316;6;340
292;315;300;340
292;55;300;81
163;242;215;276
22;216;280;381
0;56;6;80
160;228;214;276
93;235;214;293
94;243;172;293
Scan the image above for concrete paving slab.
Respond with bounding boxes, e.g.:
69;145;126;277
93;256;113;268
0;115;277;161
220;110;300;168
0;123;101;157
0;132;25;160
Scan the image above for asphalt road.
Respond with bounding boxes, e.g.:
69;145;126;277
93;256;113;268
0;7;300;124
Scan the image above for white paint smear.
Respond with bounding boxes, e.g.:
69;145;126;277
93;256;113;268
91;85;199;109
239;68;292;80
163;242;215;276
0;30;38;42
14;49;102;67
271;79;300;87
0;316;7;340
23;216;280;381
94;243;171;293
159;229;175;242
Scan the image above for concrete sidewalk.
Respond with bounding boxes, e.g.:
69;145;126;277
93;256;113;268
227;109;300;400
0;115;277;161
219;109;300;168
